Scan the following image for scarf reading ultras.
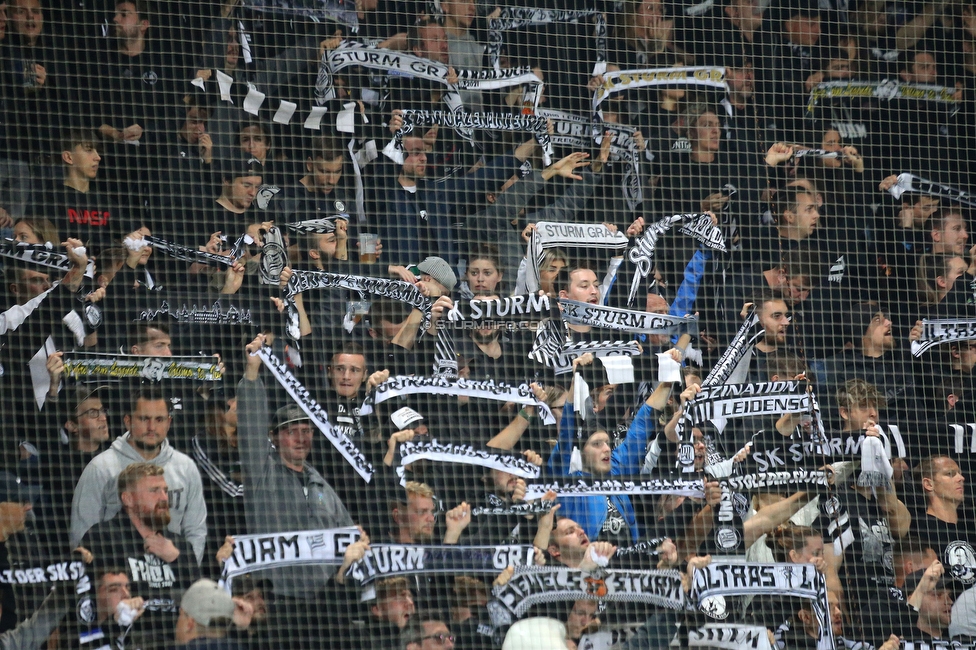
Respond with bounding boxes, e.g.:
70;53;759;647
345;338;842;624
255;346;374;482
691;563;833;650
493;565;686;616
219;527;361;593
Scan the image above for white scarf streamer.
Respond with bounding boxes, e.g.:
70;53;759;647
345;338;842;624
691;562;833;650
911;318;976;357
558;298;698;335
885;173;976;207
536;339;643;376
487;8;607;76
398;439;541;479
592;67;727;117
858;433;893;490
285;217;345;234
347;544;535;584
493;566;686;617
0;239;95;278
471;500;555;517
256;347;374;481
689;625;773;650
219;527;361;593
807;79;960;114
523;477;705;500
62;353;222;382
140;235;236;268
525;221;629;293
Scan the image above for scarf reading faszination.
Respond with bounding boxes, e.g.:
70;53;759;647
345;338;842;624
370;375;557;425
883;173;976;208
393;110;553;165
398;440;541;479
592;67;728;118
487;8;606;76
691;563;833;650
0;239;95;278
255;346;374;482
806;79;960;115
493;565;686;617
62;353;223;382
911;318;976;357
524;221;629;293
346;544;536;584
625;213;727;306
219;528;361;593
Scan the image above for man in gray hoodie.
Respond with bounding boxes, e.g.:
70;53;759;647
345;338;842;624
69;387;207;564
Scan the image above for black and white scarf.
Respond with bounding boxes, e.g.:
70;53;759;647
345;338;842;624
525;221;629;293
682;380;816;428
255;346;374;482
399;439;540;479
884;173;976;208
257;225;288;285
62;353;223;382
689;625;773;650
136;297;253;325
220;527;361;592
140;235;236;268
713;469;832;493
0;560;86;585
392;110;553;164
493;566;686;617
242;0;358;27
807;79;960;114
559;298;698;335
625;213;727;306
592;67;728;117
487;8;606;76
691;563;833;650
0;239;95;277
471;500;555;517
346;544;536;584
523;477;705;501
911;318;976;357
370;375;556;425
446;293;555;331
285;217;345;234
191;436;243;498
532;339;643;376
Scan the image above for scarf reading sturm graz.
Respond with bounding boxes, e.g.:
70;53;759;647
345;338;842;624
525;221;629;293
911;318;976;357
255;346;374;482
394;110;554;165
346;544;536;584
0;239;95;278
884;173;976;208
558;298;698;336
688;625;773;650
492;565;686;617
806;79;960;115
219;528;361;593
315;42;542;111
537;109;644;210
691;563;833;650
370;375;556;424
487;8;607;76
398;439;541;479
62;353;222;382
592;67;728;118
446;293;556;330
626;213;727;307
285;268;432;330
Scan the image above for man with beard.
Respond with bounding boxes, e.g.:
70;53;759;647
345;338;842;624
79;463;197;647
70;388;207;564
746;289;793;381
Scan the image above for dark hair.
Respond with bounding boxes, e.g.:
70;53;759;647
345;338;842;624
782;249;820;287
127;387;170;416
128;322;170;349
752;288;788;311
330;341;366;364
555;262;596;296
116;0;151;21
308;135;346;162
766;524;821;562
408;19;441;52
765;351;806;380
61;130;98;155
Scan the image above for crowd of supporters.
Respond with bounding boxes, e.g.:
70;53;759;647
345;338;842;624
1;0;976;647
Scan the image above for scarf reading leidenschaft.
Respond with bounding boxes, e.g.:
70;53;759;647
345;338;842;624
487;8;606;76
688;625;773;650
525;221;629;293
558;298;698;336
346;544;536;584
398;439;541;479
592;67;727;117
62;353;223;382
523;477;705;501
691;562;833;650
806;79;960;115
394;110;553;165
219;527;361;593
255;346;374;482
684;380;814;426
371;375;556;425
911;318;976;356
0;239;95;278
493;565;686;617
885;173;976;208
625;213;727;306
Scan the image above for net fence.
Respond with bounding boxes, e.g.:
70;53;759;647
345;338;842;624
0;0;973;648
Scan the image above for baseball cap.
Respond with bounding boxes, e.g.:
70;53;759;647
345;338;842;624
181;579;235;627
416;256;458;292
271;404;310;431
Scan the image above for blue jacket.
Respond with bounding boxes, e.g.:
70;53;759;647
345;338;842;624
547;401;656;542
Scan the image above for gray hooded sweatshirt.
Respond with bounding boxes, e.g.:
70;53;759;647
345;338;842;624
69;434;207;563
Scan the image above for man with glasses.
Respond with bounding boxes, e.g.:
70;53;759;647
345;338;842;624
402;615;456;650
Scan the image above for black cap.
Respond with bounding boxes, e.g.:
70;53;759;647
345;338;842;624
903;567;963;599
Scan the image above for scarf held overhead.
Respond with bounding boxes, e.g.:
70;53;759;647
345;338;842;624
347;544;536;584
487;8;607;76
399;439;541;479
62;353;223;382
911;318;976;356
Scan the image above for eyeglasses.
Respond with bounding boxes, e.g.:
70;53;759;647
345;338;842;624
77;407;108;419
421;634;455;645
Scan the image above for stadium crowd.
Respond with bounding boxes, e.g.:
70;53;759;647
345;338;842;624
1;0;976;647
